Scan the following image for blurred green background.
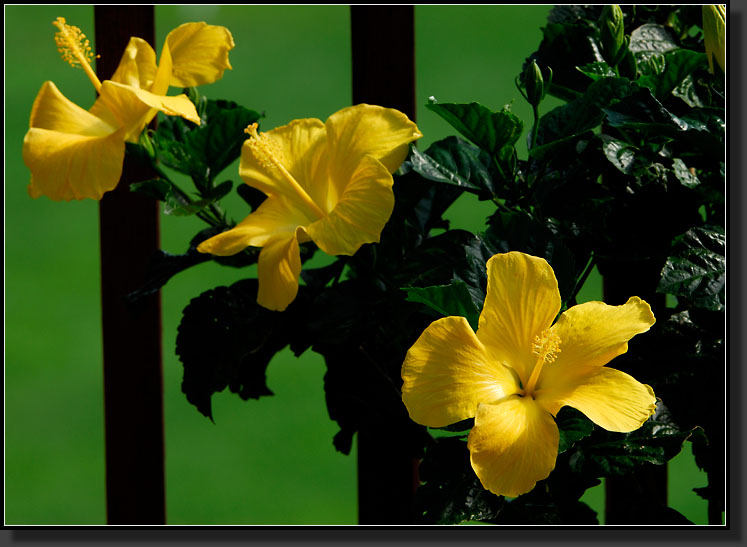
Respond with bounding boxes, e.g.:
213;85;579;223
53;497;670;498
5;5;707;525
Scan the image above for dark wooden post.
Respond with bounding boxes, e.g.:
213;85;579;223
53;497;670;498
94;6;166;525
351;5;418;525
600;259;668;524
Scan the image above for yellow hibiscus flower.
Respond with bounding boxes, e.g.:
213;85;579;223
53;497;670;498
702;5;726;74
197;104;423;311
401;251;657;498
23;18;234;201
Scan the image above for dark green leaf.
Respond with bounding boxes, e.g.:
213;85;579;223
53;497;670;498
425;99;523;159
534;77;639;151
636;49;707;100
154;99;262;187
176;278;307;420
483;211;579;304
602;86;689;132
599;135;648;175
672;74;704;108
162;181;233;217
569;402;696;477
403;280;480;330
126;226;259;303
406;136;498;199
628;24;679;65
130;178;173;201
525;20;604;99
672;158;701;189
658;226;725;310
576;61;617;82
603;88;723;160
557;407;594;453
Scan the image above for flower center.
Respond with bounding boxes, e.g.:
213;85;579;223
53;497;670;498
244;123;325;219
524;329;561;397
53;17;102;92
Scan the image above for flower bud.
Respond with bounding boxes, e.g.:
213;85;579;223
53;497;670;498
600;5;625;66
702;5;726;74
524;60;545;106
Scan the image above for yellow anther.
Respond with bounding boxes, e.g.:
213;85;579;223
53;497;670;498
532;329;562;364
525;329;562;396
243;123;325;219
52;17;101;92
245;123;283;172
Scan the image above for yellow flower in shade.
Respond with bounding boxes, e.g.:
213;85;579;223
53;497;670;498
23;18;234;201
702;5;726;74
197;104;423;311
401;252;657;498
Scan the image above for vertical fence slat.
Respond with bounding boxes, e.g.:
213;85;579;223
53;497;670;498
601;260;668;524
94;6;166;525
350;5;417;525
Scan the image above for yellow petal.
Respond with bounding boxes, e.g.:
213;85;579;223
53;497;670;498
165;22;235;88
23;81;125;201
256;230;304;311
702;5;726;74
476;252;561;387
304;155;394;256
28;81;114;136
546;297;655;372
95;80;200;141
324;104;422;201
535;366;657;432
197;194;314;256
109;37;158;89
467;396;559;498
402;316;520;428
23;126;126;201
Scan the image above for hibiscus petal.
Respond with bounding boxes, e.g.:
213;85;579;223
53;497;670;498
24;82;125;201
23;126;126;201
28;81;114;136
197;195;313;256
96;80;200;141
165;22;235;88
476;252;561;387
304;155;393;256
256;229;304;312
324;104;422;196
467;396;559;498
546;297;655;371
535;366;657;432
109;37;158;89
402;316;520;428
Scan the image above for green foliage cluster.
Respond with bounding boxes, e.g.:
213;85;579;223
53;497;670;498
128;5;724;524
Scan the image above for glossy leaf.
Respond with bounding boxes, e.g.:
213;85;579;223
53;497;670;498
658;226;725;310
406;137;491;196
569;402;696;477
636;49;707;100
534;77;639;151
425;99;523;159
557;407;595;454
628;24;679;65
402;280;480;330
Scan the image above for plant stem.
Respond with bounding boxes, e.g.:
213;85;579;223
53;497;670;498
530;104;540;151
